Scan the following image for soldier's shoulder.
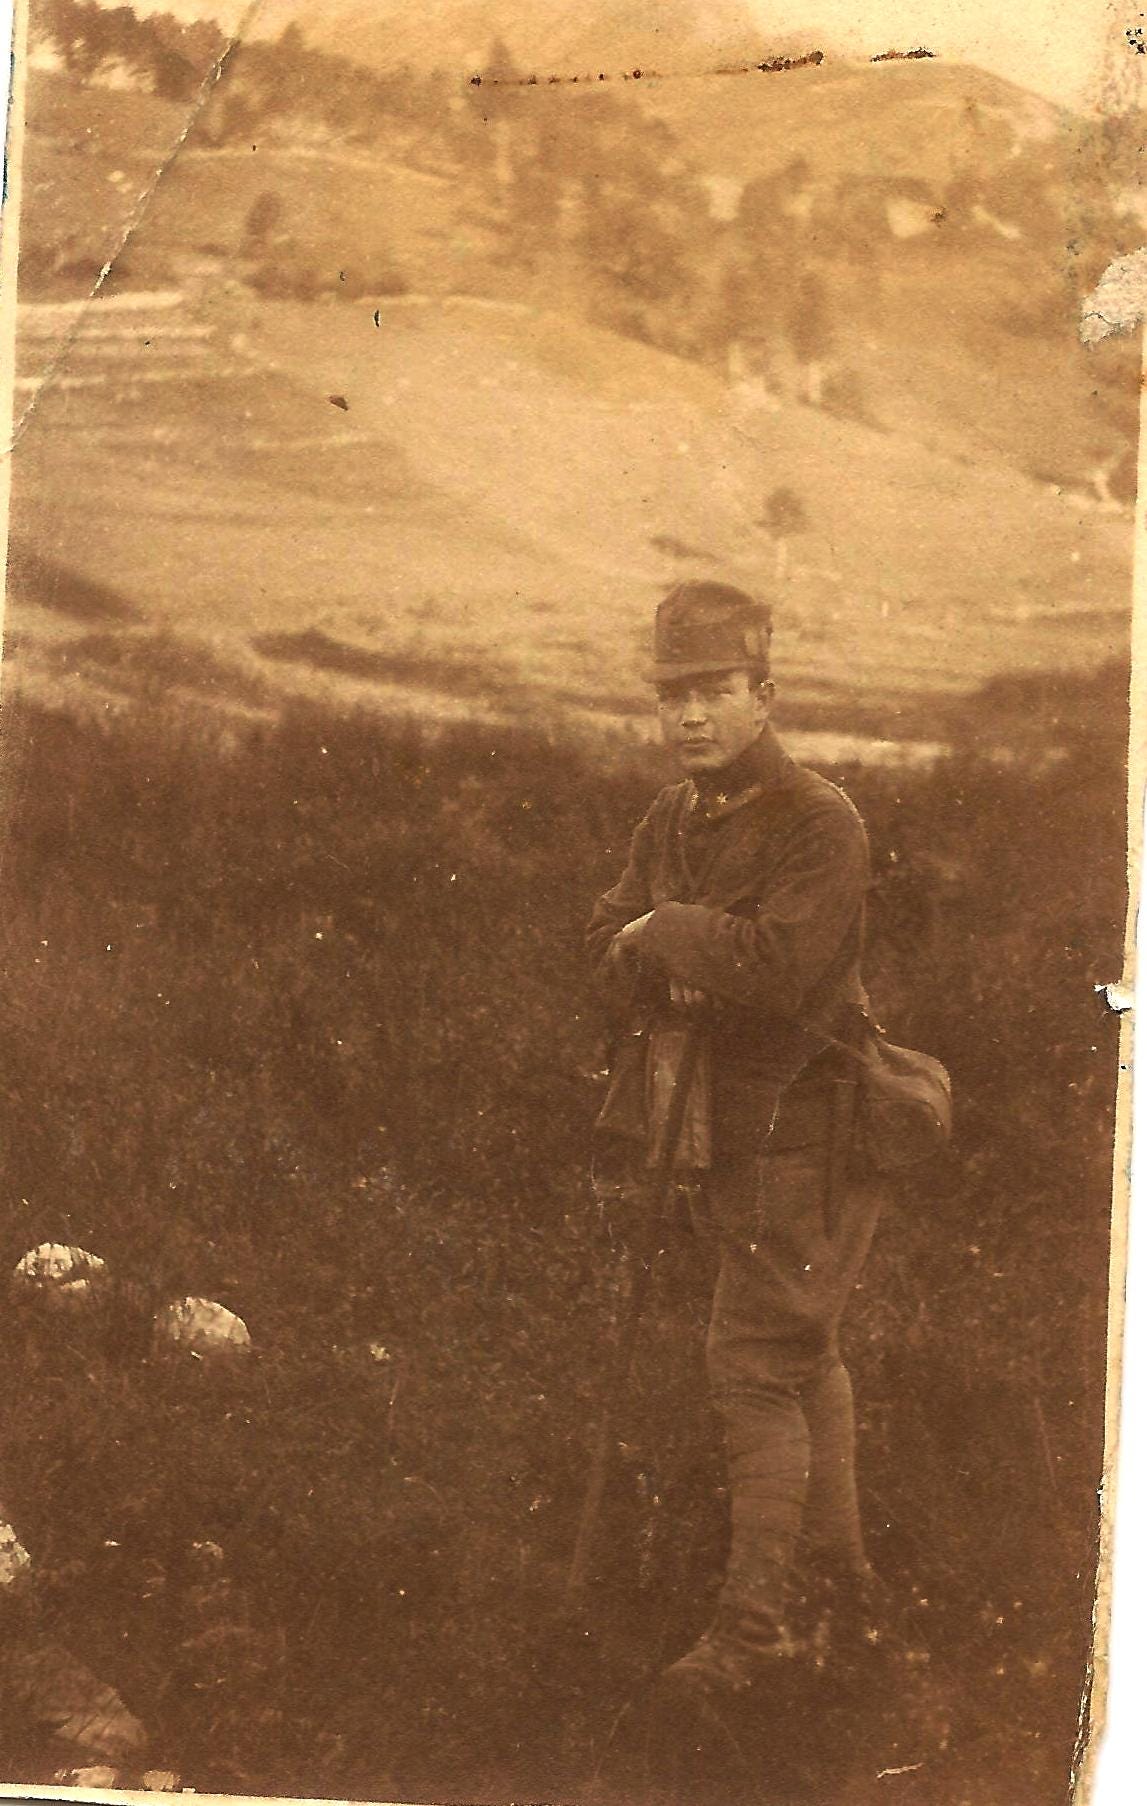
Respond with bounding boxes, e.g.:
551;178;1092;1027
780;758;868;837
620;780;688;844
645;779;692;821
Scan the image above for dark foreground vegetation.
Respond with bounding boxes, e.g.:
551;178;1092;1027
0;663;1127;1802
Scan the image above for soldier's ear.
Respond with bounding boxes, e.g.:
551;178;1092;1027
755;678;776;716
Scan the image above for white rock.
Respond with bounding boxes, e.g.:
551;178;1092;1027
155;1297;251;1356
53;1766;120;1789
12;1242;107;1308
1080;247;1147;345
0;1519;32;1588
142;1772;181;1792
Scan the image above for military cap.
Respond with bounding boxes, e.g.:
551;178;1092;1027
646;580;773;683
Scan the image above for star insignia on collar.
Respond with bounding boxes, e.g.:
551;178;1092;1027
684;779;764;824
700;780;766;822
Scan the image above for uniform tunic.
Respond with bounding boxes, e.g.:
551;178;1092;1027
586;722;870;1148
586;724;886;1611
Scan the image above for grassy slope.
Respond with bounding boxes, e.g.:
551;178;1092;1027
17;73;188;310
8;288;1131;734
639;57;1138;480
19;57;1139;495
641;57;1068;183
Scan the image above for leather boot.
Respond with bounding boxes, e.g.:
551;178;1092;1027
656;1602;803;1702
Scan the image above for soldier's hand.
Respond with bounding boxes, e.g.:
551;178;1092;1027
608;913;653;973
616;911;653;943
669;979;708;1009
606;933;638;976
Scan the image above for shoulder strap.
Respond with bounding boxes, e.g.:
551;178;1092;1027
805;1005;884;1068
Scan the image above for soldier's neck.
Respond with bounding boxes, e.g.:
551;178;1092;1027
692;731;771;801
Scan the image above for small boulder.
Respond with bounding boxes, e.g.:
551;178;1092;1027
11;1243;107;1309
53;1766;180;1793
0;1519;32;1590
53;1767;120;1790
155;1297;252;1357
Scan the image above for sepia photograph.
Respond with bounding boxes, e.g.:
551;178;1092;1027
0;2;1141;1802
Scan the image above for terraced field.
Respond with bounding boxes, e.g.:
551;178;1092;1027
6;281;1132;766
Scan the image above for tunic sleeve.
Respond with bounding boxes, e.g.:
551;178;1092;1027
585;801;660;986
637;795;868;1016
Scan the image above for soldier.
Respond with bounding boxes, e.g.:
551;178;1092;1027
587;578;888;1704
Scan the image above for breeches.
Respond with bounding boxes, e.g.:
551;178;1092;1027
686;1137;887;1607
689;1143;885;1407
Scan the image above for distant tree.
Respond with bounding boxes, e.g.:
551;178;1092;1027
578;186;690;309
183;17;228;69
35;0;223;98
244;190;284;246
787;270;831;403
448;87;497;173
506;141;561;268
149;36;199;103
820;365;870;425
92;4;139;74
762;486;808;538
477;33;526;123
52;0;106;79
35;0;76;56
761;485;809;581
144;10;223;98
483;34;521;82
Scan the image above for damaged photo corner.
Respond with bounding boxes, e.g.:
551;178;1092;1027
0;0;1143;1802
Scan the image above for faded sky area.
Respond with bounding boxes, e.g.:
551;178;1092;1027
102;0;1138;112
749;0;1129;110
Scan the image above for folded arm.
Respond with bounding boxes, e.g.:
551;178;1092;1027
585;804;659;984
630;801;868;1018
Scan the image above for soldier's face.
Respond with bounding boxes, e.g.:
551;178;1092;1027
656;669;771;774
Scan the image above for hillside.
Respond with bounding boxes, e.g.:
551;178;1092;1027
7;287;1130;743
18;20;1139;503
634;55;1137;488
9;5;1137;747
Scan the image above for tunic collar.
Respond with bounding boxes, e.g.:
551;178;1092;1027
687;723;790;822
